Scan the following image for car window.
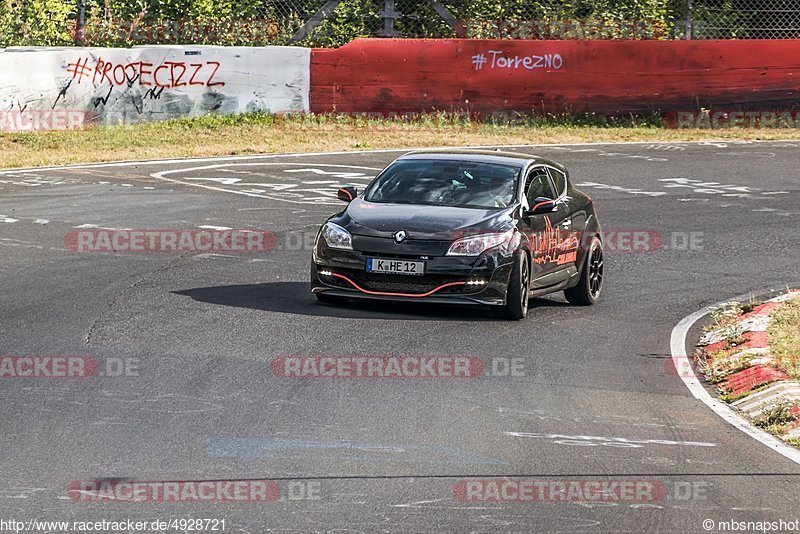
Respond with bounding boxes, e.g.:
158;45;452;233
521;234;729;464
549;168;567;197
524;167;556;205
363;159;519;209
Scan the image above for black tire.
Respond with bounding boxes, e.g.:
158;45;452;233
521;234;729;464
565;237;603;305
499;251;530;320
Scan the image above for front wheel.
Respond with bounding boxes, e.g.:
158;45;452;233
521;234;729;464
565;237;603;305
499;251;530;320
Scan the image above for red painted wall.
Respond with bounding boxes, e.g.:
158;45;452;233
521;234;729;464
311;39;800;115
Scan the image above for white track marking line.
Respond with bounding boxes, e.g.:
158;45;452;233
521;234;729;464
151;163;382;204
149;174;339;205
670;298;800;466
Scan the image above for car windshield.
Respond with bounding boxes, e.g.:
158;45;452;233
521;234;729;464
363;159;519;209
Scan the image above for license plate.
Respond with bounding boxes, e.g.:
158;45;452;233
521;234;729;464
366;258;425;276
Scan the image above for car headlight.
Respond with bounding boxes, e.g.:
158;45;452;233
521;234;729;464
446;229;518;257
321;222;353;250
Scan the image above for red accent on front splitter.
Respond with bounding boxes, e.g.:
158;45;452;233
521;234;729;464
329;272;466;298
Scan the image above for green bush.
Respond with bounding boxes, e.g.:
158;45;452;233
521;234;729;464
0;0;734;47
0;0;76;46
305;0;676;43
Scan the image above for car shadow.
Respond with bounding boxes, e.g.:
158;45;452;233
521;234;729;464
173;282;569;321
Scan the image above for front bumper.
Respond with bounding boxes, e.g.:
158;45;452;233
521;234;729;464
311;235;514;306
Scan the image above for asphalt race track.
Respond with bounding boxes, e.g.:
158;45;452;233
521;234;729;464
1;141;799;533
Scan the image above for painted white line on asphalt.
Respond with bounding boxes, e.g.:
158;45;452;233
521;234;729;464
0;140;786;175
161;162;382;174
505;431;716;448
670;301;800;467
151;162;383;205
151;171;338;205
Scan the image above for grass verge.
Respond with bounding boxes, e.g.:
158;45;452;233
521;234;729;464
769;295;800;379
4;112;800;169
697;293;800;446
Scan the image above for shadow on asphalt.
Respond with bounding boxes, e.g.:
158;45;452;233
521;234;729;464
173;282;570;322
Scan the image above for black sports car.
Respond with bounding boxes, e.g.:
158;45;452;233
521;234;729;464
310;150;603;319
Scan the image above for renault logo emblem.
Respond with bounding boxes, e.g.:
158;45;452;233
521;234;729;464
393;230;407;244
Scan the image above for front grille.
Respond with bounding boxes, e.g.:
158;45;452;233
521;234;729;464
351;236;450;257
363;280;455;293
359;251;430;260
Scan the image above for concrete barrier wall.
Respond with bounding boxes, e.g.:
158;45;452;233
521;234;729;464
3;39;800;131
311;38;800;115
0;45;310;129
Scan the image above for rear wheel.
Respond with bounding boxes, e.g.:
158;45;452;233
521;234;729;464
499;251;530;320
565;237;603;305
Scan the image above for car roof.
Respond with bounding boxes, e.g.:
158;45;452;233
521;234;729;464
397;149;565;171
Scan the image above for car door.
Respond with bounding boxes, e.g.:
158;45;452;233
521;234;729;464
521;166;561;284
546;166;579;272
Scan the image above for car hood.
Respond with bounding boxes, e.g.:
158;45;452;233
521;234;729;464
337;199;515;239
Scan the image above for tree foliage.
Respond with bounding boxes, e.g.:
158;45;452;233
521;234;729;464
0;0;75;46
1;0;771;47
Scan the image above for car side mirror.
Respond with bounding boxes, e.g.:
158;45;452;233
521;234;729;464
528;197;557;215
337;186;357;202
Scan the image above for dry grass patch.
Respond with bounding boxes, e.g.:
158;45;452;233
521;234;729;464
3;112;800;169
769;295;800;379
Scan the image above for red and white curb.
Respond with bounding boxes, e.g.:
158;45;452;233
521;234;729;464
734;382;800;419
670;289;800;466
698;291;800;420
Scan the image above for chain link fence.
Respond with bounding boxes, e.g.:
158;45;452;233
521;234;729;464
1;0;800;47
686;0;800;39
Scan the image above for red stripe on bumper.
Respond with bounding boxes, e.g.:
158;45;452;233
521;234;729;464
328;273;466;298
